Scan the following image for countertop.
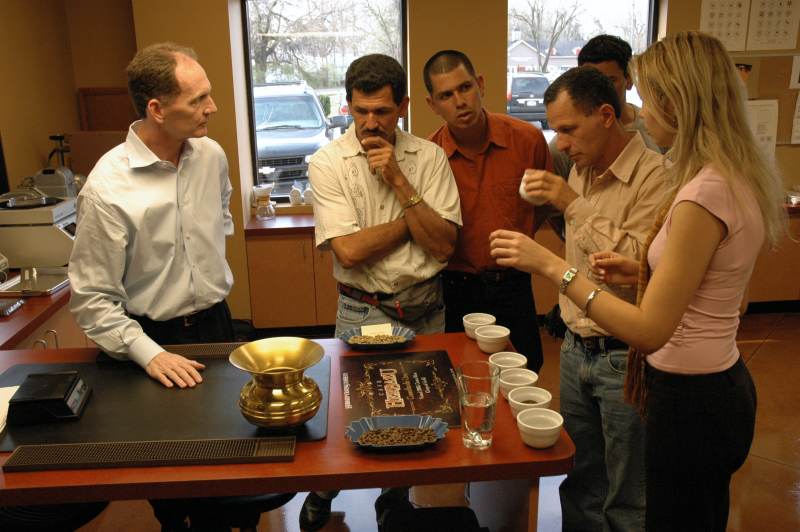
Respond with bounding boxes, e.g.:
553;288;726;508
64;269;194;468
245;213;315;236
0;285;71;349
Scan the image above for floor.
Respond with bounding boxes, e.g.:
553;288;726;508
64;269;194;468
79;312;800;531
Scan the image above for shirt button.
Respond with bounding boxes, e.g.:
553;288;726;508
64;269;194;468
380;204;385;210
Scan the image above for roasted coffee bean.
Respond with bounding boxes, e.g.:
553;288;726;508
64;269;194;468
348;334;406;345
357;427;437;446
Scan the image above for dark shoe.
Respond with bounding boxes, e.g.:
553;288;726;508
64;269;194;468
375;490;414;532
299;492;332;531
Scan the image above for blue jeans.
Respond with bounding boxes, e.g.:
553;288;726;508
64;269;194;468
559;330;645;532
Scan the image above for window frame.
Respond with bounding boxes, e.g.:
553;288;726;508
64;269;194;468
240;0;409;202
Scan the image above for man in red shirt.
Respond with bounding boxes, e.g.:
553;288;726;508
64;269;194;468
425;50;553;371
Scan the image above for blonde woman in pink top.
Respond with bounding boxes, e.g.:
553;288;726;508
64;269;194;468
489;31;786;531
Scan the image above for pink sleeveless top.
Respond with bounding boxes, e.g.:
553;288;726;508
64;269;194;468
646;166;764;374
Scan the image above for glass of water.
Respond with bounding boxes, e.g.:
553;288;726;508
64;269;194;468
457;361;500;450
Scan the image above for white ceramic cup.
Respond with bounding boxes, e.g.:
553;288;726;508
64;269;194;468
488;351;527;373
518;171;548;206
508;386;552;417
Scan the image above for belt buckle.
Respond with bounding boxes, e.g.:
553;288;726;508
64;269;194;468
581;336;599;351
182;311;199;327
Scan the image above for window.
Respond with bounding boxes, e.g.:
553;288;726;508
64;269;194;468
506;0;654;133
243;0;405;199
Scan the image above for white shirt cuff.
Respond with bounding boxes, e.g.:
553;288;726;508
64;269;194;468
128;334;165;369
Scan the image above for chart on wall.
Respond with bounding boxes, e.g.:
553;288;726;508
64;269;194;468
700;0;800;51
700;0;750;51
747;0;800;50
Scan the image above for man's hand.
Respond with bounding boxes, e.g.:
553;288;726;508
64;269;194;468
588;251;639;286
521;169;578;213
489;229;564;280
146;351;206;388
361;136;405;187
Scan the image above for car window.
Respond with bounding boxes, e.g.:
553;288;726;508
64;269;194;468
254;95;324;130
512;77;548;94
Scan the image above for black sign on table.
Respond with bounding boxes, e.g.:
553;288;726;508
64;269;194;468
340;350;461;427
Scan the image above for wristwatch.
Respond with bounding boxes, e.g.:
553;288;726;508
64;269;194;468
559;267;578;294
403;194;423;209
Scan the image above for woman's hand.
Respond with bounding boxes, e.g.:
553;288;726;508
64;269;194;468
489;229;565;281
588;251;639;286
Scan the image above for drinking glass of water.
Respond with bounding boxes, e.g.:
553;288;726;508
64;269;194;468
457;361;500;450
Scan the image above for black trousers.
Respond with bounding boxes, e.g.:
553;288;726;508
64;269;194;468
131;300;236;530
645;357;757;532
443;269;544;372
130;300;234;346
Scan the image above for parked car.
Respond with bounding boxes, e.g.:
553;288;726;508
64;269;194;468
329;100;353;133
253;82;333;196
506;73;550;129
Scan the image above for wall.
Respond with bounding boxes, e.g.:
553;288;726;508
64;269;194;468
130;0;251;319
661;0;800;188
65;0;137;87
0;0;79;188
406;1;508;137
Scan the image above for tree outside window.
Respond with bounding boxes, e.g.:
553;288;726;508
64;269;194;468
507;0;651;132
245;0;403;198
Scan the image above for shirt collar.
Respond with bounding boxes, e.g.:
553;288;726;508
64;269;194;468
439;110;509;158
126;120;196;169
339;125;420;162
584;131;647;185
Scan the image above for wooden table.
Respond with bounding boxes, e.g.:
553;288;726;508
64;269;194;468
0;333;574;531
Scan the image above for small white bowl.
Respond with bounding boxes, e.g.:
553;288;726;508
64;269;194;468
463;313;496;339
517;408;563;449
498;368;538;399
474;325;510;354
489;351;527;373
508;386;552;417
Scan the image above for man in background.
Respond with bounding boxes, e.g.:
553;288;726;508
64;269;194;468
550;34;660;178
425;49;552;372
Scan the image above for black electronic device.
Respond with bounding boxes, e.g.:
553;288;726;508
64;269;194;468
7;371;91;426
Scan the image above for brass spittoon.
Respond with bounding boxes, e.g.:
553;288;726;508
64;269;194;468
229;337;324;429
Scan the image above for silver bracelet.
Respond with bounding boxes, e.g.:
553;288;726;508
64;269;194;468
584;287;604;315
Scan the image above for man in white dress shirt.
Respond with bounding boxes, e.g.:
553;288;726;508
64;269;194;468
69;42;234;390
67;42;274;531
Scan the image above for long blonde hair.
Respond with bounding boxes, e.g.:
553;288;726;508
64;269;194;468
634;31;786;246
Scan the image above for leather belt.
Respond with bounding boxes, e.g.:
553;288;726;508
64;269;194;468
337;283;394;307
572;331;628;352
444;269;529;285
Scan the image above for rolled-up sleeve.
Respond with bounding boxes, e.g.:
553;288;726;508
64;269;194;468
68;195;162;368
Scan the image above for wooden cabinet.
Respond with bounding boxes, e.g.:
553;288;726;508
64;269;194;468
13;303;89;349
245;218;338;329
246;234;317;327
748;216;800;302
313;246;338;325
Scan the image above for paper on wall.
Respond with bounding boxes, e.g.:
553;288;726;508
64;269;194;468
746;0;800;51
746;99;779;156
700;0;750;52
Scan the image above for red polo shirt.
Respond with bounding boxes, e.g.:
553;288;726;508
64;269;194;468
428;111;553;273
